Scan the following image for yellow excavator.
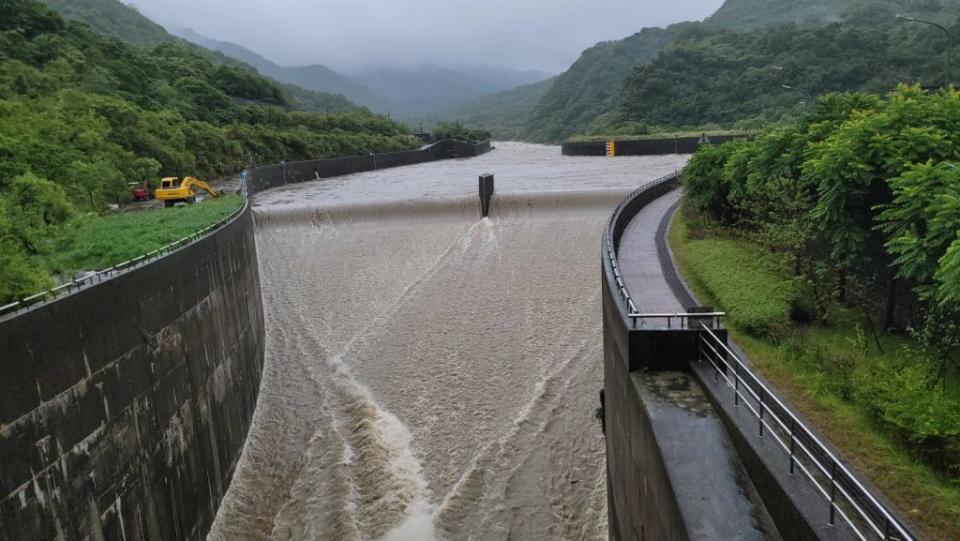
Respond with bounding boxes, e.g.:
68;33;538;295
155;177;220;207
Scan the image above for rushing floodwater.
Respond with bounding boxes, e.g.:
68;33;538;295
210;142;689;540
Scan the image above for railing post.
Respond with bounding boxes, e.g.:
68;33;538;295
698;329;703;363
734;360;740;407
758;391;765;437
713;350;720;382
829;462;837;525
789;419;796;475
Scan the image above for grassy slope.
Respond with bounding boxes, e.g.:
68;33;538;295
668;206;960;540
39;194;243;276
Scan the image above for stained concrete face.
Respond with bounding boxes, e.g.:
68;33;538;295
0;205;264;540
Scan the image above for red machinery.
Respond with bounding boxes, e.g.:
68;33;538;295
131;180;152;201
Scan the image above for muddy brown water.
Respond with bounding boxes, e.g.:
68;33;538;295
209;143;690;540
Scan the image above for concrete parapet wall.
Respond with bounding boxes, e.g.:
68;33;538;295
563;135;744;157
0;204;264;540
246;139;492;194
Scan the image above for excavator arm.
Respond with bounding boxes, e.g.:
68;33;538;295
182;177;220;198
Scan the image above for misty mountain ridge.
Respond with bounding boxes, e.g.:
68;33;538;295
36;0;358;114
425;76;557;140
174;28;554;118
172;27;390;111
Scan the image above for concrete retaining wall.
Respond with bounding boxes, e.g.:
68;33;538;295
602;278;687;540
246;139;491;194
0;203;264;540
602;181;775;541
563;135;744;157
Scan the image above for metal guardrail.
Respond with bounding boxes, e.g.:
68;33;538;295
604;171;915;541
0;196;249;320
604;171;681;321
698;324;915;541
628;312;726;329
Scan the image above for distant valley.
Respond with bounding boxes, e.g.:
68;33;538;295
174;28;554;119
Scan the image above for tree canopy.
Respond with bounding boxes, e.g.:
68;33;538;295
0;0;419;302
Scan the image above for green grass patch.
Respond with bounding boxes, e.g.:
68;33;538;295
37;194;243;277
670;205;960;540
684;238;799;336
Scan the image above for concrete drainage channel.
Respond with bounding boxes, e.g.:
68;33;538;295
600;177;917;540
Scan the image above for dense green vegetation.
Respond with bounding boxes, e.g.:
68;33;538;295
426;77;555;141
0;0;419;303
679;88;960;505
706;0;960;29
36;0;359;114
523;24;693;142
671;216;960;540
432;123;491;144
39;0;171;47
611;22;958;129
521;0;960;142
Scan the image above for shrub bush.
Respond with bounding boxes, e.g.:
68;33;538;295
684;238;799;336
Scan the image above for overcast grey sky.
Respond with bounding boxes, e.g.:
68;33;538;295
130;0;725;73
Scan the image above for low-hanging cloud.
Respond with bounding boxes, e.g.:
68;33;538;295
131;0;725;73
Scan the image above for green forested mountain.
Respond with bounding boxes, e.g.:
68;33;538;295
0;0;418;299
522;24;696;142
37;0;358;114
611;22;957;128
38;0;171;46
427;77;556;140
523;0;960;142
707;0;960;28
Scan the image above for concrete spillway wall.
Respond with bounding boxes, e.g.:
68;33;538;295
0;202;264;540
247;139;491;193
0;139;491;540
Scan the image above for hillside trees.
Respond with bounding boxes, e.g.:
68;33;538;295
683;85;960;362
0;0;419;301
681;86;960;482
